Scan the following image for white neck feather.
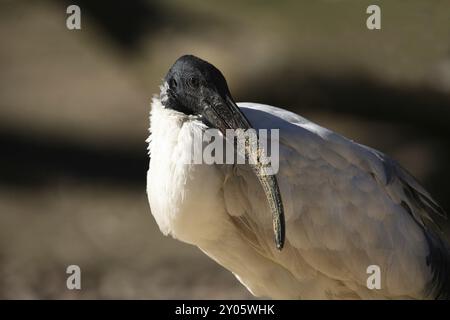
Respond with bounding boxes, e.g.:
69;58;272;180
146;95;228;245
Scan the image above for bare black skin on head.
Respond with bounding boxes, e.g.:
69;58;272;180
164;55;230;114
164;55;253;134
162;55;285;250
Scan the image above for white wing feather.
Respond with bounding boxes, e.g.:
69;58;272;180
220;102;449;299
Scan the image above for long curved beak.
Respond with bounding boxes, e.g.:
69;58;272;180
202;92;285;250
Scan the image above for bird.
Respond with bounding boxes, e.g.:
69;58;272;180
146;54;450;299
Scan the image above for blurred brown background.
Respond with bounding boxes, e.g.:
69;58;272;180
0;0;449;299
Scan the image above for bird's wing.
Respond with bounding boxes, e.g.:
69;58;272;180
222;102;450;299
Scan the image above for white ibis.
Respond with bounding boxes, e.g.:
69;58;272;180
146;55;450;299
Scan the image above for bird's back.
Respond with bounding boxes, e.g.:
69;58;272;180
220;102;450;299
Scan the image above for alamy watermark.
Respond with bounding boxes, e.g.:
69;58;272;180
366;5;381;30
66;5;81;30
66;265;81;290
366;264;381;290
183;128;280;175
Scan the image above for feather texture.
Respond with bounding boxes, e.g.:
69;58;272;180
147;100;450;299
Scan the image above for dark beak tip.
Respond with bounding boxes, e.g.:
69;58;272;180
276;240;284;251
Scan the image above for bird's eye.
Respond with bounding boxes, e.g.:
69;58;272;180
169;78;177;88
187;77;199;89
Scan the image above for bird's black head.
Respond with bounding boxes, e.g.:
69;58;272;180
163;55;252;133
161;55;285;251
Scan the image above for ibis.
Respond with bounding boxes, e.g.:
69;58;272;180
146;55;450;299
